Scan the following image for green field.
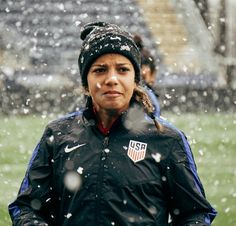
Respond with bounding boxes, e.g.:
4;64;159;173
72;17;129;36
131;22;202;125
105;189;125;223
0;113;235;226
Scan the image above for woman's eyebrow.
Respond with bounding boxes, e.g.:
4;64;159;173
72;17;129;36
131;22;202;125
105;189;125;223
91;64;106;67
91;62;132;67
116;63;132;66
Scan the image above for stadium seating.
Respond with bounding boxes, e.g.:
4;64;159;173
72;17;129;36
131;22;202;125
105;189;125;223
0;0;234;114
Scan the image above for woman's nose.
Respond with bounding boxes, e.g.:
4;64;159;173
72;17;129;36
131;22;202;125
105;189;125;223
105;70;118;85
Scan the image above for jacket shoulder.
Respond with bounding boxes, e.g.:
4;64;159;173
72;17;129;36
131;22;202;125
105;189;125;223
47;111;83;131
157;117;187;149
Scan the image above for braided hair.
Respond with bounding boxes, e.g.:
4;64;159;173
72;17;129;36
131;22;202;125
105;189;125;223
133;85;163;132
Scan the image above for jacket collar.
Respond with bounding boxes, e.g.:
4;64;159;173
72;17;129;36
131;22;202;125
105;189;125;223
82;97;147;135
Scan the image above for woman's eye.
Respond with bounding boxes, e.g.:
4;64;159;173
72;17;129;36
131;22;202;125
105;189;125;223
119;67;129;72
94;68;105;73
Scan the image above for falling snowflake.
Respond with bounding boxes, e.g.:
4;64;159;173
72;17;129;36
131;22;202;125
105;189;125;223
65;213;72;219
49;135;54;142
64;171;82;192
148;206;157;215
96;82;101;89
120;45;130;51
77;167;84;174
104;148;110;154
151;153;161;163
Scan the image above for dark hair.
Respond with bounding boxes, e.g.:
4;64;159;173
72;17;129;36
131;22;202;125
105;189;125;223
133;34;156;74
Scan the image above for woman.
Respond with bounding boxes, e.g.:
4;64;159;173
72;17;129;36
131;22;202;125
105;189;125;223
9;21;216;226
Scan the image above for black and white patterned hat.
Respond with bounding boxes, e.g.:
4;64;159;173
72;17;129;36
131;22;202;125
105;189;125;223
78;21;141;87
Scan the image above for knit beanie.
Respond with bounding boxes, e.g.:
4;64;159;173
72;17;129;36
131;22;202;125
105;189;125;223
78;21;141;87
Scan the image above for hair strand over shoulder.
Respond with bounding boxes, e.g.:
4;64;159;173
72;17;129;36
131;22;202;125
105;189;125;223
133;86;163;132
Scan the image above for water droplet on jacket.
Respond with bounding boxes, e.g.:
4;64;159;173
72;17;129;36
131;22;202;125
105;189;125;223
30;199;42;210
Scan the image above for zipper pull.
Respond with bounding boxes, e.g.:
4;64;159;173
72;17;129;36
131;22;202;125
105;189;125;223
103;136;109;148
101;137;109;160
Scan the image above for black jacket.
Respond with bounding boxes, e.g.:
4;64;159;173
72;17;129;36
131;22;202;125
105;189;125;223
9;102;216;226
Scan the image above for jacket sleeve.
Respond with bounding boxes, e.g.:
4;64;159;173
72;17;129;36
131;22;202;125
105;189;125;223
8;126;54;226
165;131;217;226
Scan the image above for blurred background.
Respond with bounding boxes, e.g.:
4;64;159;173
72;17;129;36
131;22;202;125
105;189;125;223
0;0;235;225
1;0;236;115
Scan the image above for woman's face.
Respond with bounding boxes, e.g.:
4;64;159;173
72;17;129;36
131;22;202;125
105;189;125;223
87;53;136;113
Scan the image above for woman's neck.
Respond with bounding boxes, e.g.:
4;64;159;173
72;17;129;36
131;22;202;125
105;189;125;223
94;108;120;129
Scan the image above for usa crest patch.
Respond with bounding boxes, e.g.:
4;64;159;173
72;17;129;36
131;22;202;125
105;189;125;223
127;140;147;163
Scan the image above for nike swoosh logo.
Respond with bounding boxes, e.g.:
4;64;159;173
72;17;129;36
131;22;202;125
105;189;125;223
64;143;86;153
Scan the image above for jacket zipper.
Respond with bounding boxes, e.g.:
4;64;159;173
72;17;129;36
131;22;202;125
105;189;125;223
95;136;109;225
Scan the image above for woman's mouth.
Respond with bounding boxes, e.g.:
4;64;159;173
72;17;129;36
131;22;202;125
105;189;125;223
103;91;122;97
